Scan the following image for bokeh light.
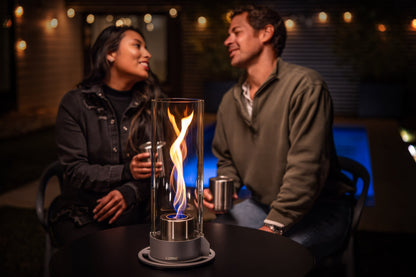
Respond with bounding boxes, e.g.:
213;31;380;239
198;16;207;25
49;18;58;28
285;19;295;29
67;8;75;18
169;8;178;18
318;12;328;23
16;40;27;51
86;14;95;24
15;6;24;18
343;12;352;23
144;13;152;23
377;24;386;32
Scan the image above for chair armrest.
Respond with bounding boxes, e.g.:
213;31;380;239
36;161;63;231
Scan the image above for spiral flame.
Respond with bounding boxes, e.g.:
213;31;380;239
167;108;194;219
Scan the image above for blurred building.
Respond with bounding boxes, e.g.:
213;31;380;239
1;0;415;118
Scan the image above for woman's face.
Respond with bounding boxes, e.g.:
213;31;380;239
107;30;152;85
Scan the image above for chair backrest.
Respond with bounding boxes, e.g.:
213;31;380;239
36;160;63;231
338;156;371;233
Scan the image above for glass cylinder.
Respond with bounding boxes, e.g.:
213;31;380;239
150;98;204;242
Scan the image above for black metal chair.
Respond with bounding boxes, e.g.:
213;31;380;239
313;156;371;277
35;160;63;277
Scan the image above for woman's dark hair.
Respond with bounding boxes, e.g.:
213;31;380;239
79;25;164;155
231;5;287;57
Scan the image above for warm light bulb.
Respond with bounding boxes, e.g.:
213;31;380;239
49;18;58;28
285;19;295;29
169;8;178;18
411;19;416;30
115;19;124;27
400;128;416;143
408;145;416;162
125;18;132;26
225;10;233;23
16;40;27;51
377;24;386;32
86;14;95;24
318;12;328;23
198;16;207;25
3;18;12;28
106;15;114;23
146;23;154;32
343;11;352;23
144;13;152;23
15;6;24;18
67;8;75;18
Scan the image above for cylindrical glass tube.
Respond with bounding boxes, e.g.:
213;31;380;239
150;98;204;240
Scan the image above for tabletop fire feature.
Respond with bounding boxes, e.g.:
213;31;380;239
138;98;215;268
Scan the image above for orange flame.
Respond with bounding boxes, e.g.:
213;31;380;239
167;108;194;219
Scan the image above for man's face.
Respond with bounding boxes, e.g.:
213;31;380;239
224;12;263;68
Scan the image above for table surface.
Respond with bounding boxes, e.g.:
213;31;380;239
50;222;315;277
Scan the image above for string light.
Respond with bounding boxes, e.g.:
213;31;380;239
49;18;58;29
285;19;295;30
411;19;416;30
67;8;75;18
377;24;386;32
3;18;12;28
408;145;416;162
225;10;233;23
146;23;154;32
86;14;95;24
144;13;152;23
16;39;27;51
169;8;178;18
343;11;352;23
318;12;328;23
115;19;123;27
106;15;114;23
198;16;207;25
15;6;24;18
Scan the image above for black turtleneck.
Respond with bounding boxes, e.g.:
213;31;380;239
102;84;133;124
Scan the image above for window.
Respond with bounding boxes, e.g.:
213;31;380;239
0;0;16;113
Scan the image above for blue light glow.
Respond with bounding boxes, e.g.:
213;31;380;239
183;123;374;206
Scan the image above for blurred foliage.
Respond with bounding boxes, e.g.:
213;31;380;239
333;2;415;83
184;0;244;81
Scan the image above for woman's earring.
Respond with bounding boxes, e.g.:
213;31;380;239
108;57;115;63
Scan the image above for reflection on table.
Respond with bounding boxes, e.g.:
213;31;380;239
50;222;315;277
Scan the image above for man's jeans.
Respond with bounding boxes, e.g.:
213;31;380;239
213;197;353;261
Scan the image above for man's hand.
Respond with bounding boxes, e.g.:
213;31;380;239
93;190;127;224
195;188;238;214
259;225;275;233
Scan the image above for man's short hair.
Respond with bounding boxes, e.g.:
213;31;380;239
231;5;287;57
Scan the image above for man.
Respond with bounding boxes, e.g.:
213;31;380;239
202;5;354;260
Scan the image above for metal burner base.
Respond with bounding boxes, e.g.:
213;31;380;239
138;246;215;269
147;233;211;261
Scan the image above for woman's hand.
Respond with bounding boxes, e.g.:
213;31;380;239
129;153;162;179
93;190;127;224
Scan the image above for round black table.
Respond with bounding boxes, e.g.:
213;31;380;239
50;223;315;277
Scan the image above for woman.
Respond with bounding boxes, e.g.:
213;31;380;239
50;26;163;246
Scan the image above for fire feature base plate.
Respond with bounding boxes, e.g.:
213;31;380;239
138;247;215;269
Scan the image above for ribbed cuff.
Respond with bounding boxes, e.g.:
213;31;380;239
116;184;136;207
